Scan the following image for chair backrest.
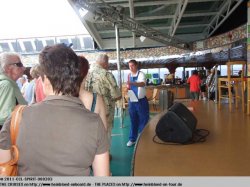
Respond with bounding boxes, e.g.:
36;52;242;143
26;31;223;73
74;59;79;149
152;88;160;101
121;84;129;108
122;84;128;95
146;88;154;100
226;61;246;80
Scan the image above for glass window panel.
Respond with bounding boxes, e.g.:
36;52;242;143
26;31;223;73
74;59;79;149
35;40;43;51
58;39;69;45
10;41;19;52
71;38;78;50
46;39;55;46
23;41;34;52
83;37;94;49
0;42;10;51
175;67;184;79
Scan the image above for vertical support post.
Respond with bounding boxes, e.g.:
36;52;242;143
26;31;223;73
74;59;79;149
129;0;136;47
183;67;186;80
115;24;124;128
115;24;122;90
214;66;218;103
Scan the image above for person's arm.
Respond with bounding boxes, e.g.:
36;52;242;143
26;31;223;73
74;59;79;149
92;152;110;176
0;149;11;163
129;71;146;87
91;117;110;176
0;83;16;125
106;73;122;101
95;95;108;130
0;117;12;163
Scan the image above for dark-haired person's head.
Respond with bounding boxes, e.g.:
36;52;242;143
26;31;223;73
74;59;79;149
39;44;83;97
78;56;89;78
128;59;139;74
128;59;137;66
192;70;198;75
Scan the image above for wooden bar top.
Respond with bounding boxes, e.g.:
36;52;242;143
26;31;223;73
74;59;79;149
132;101;250;176
146;84;189;89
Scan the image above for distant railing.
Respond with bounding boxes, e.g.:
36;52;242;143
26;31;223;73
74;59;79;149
0;34;94;54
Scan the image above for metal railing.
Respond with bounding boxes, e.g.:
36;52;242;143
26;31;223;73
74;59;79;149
0;34;94;54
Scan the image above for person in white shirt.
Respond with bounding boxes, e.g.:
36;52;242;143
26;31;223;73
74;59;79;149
20;74;28;95
126;59;149;147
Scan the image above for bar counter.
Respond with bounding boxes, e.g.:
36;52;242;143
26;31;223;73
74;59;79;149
146;84;190;99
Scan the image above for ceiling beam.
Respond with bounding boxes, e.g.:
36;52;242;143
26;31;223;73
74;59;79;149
101;37;165;49
68;0;191;50
103;0;221;7
98;24;204;34
102;0;180;7
128;0;136;47
98;23;208;34
82;19;104;49
135;15;173;21
189;0;223;2
93;15;173;23
93;12;217;23
66;1;105;49
178;23;208;28
182;12;217;17
204;0;244;37
169;0;189;37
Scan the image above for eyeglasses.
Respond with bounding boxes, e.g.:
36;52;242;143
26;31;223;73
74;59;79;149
10;62;24;68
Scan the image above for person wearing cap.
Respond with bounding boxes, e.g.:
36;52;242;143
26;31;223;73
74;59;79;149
0;52;27;129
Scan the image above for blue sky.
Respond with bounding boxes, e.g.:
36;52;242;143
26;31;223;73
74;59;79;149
0;0;88;39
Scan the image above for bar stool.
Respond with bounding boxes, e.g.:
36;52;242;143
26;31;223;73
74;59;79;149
148;88;160;111
218;61;246;112
120;84;129;127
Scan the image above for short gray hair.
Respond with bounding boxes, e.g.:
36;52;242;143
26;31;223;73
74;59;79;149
96;54;109;64
0;52;20;73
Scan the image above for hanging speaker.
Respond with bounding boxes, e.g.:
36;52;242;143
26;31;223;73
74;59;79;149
155;102;197;144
